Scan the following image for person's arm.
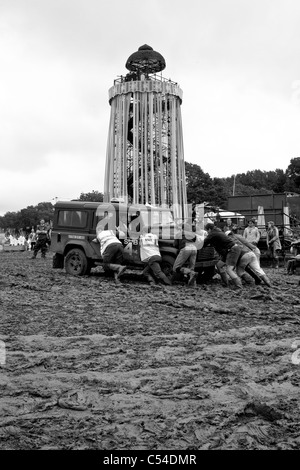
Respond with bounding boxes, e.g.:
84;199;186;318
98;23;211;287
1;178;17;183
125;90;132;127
203;232;213;247
254;228;260;243
183;230;196;242
235;234;255;250
174;238;180;250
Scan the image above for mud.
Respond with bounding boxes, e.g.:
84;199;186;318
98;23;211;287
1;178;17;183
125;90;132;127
1;251;300;450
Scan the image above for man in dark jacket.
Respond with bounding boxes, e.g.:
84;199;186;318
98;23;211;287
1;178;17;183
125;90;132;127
31;219;49;259
203;223;243;289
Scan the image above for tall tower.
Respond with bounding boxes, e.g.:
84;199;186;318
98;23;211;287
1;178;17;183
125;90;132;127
104;44;187;212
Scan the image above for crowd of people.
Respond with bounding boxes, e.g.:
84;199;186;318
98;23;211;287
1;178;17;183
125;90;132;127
2;215;298;286
95;214;291;288
1;219;52;258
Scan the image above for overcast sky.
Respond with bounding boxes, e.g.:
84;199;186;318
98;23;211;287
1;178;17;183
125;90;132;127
1;0;300;216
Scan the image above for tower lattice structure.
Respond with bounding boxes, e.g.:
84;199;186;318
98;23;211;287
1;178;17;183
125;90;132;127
104;44;187;213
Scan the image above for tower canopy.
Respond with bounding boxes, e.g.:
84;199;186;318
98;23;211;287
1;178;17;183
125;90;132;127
125;44;166;74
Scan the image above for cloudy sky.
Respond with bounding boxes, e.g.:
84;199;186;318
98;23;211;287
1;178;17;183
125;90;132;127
1;0;300;216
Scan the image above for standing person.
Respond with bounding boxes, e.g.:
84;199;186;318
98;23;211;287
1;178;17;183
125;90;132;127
203;223;243;289
139;226;172;286
222;218;233;233
286;242;300;275
28;228;37;251
235;224;261;262
31;220;49;259
266;221;282;269
96;223;126;285
172;223;198;286
47;221;52;247
243;219;260;246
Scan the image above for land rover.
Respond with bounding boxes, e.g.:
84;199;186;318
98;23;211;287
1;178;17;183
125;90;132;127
51;201;218;282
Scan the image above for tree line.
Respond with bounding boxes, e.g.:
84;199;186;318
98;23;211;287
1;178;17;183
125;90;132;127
185;157;300;210
1;158;299;231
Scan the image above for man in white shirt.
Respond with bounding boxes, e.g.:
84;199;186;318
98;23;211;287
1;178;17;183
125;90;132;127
243;219;260;246
139;227;172;286
96;224;126;284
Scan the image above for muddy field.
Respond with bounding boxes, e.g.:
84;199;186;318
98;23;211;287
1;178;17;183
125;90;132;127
1;250;300;451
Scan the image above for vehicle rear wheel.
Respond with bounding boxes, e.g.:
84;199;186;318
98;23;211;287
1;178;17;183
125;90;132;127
65;248;91;276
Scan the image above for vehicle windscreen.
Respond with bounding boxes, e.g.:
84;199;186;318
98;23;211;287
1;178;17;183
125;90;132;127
139;209;174;227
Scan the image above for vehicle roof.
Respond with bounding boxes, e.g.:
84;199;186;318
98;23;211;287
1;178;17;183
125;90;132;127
54;200;173;212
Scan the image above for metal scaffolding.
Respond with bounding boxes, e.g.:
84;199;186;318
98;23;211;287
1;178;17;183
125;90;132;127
104;45;187;214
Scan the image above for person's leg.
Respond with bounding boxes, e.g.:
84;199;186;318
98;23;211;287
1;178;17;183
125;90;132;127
41;239;47;258
273;249;280;269
288;259;296;275
226;245;243;288
253;247;261;263
174;247;197;278
102;245;121;282
110;244;126;281
186;247;198;285
187;247;197;270
237;252;264;285
112;244;124;266
216;260;229;286
142;263;156;285
172;248;191;273
31;240;40;258
149;258;172;285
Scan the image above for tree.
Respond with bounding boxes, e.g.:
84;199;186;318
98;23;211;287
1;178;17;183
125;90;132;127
79;191;104;202
286;157;300;192
267;169;287;193
0;202;54;231
185;162;214;204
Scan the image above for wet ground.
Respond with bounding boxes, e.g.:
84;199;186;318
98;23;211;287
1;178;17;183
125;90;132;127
1;250;300;450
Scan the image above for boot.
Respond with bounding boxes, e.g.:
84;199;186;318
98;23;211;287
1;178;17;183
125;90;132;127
260;274;272;287
142;266;156;285
232;277;243;289
241;273;253;285
116;265;126;281
187;271;198;286
108;264;126;283
157;272;172;286
118;265;126;275
245;265;262;285
219;271;229;287
170;271;180;284
145;273;156;285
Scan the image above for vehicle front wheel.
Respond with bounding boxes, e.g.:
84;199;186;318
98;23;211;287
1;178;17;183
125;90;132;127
65;248;91;276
